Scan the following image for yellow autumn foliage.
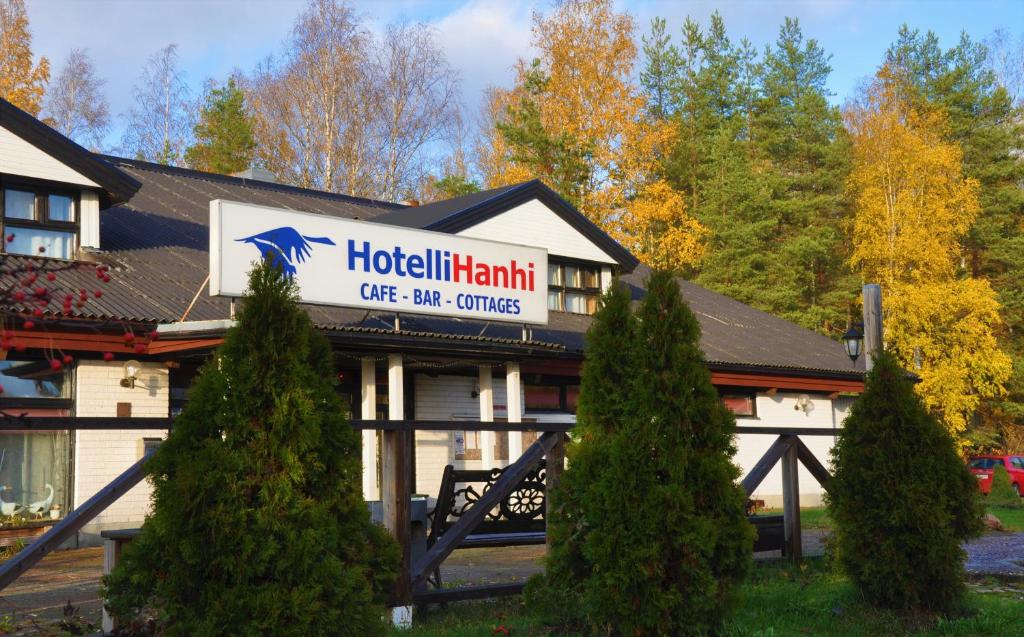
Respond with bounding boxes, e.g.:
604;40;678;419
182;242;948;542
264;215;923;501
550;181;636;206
481;0;705;270
0;0;48;116
846;68;1011;444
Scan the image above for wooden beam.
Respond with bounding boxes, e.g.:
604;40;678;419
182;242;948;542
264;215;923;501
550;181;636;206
863;283;883;371
361;357;379;501
740;435;794;496
412;582;524;605
710;372;864;393
734;426;838;436
382;354;412;623
348;419;573;432
410;431;560;590
479;365;495;468
0;455;149;591
506;362;523;462
545;433;566;550
781;442;802;560
796;438;833;491
0;417;172;431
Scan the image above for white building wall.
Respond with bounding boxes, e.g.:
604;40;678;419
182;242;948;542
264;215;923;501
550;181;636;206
0;125;99;187
456;199;616;265
734;391;851;508
73;361;168;543
412;373;526;500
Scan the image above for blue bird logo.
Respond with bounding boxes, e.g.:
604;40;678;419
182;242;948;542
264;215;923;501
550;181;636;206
236;226;336;276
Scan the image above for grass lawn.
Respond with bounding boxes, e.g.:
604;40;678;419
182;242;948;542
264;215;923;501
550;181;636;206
987;505;1024;531
395;559;1024;636
755;505;1024;532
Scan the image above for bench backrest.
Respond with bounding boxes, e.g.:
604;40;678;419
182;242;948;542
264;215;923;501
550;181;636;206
429;460;547;540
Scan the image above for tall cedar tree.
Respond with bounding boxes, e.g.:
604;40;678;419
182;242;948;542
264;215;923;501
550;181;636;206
827;351;983;614
528;270;752;635
104;262;398;636
185;77;256;175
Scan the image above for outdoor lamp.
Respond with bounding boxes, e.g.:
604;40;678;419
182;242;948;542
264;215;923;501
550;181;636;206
121;359;142;389
842;325;863;362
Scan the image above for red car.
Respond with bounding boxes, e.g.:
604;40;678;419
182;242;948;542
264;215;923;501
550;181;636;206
968;455;1024;496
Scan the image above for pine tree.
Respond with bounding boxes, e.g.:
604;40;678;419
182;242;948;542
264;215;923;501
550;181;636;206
104;262;398;636
185;77;256;175
529;271;752;635
828;351;984;614
988;464;1022;508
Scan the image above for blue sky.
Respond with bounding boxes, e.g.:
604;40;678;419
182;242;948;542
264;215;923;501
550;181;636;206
23;0;1024;151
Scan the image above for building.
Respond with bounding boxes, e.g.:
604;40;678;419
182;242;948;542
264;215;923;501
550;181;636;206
0;97;865;546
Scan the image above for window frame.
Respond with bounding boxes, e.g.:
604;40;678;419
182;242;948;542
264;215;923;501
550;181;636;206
547;258;604;315
717;386;758;419
1;175;81;260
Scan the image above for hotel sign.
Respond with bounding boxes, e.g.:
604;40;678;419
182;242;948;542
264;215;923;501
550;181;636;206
209;200;549;325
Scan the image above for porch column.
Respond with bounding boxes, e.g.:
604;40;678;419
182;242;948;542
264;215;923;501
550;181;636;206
383;354;412;627
361;357;379;501
506;362;523;461
479;365;495;469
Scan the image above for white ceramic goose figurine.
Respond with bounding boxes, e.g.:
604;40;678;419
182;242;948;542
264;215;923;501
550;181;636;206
23;484;54;517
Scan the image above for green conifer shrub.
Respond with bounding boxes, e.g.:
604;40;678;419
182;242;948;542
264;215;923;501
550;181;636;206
827;351;984;614
528;270;753;635
988;464;1022;509
103;262;398;636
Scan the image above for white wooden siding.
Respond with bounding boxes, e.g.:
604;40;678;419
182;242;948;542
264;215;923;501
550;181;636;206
734;391;847;507
80;190;100;248
73;361;168;545
413;373;526;499
456;198;616;264
0;125;99;187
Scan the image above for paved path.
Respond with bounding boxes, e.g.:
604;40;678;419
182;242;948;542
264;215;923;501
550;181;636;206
965;532;1024;579
0;530;1021;634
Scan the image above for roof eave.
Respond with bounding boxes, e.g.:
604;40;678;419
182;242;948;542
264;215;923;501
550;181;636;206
0;98;141;206
424;180;640;273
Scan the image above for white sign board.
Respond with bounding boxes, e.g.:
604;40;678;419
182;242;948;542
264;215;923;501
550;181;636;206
210;200;549;325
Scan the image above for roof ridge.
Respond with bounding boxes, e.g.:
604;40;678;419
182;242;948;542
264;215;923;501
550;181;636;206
100;155;407;210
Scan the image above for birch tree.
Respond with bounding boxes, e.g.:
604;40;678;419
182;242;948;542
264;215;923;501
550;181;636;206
43;49;110;150
846;68;1012;443
247;0;460;200
121;44;194;165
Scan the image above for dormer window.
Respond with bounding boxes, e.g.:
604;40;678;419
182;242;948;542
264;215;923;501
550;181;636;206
1;182;78;260
548;261;602;314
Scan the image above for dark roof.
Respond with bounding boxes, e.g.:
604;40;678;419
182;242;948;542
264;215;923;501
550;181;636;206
372;180;640;272
0;157;863;378
0;98;140;206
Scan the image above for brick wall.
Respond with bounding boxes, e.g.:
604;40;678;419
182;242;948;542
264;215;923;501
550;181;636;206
73;361;168;544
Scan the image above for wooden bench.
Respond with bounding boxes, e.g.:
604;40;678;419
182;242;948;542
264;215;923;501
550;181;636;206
426;460;547;588
427;461;787;589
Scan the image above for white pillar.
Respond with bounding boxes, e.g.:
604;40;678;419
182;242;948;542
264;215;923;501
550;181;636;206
506;362;523;462
479;365;495;469
388;354;404;422
385;354;412;627
361;357;379;501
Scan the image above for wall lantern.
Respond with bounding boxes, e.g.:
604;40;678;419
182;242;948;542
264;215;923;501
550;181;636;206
842;324;863;362
120;359;142;389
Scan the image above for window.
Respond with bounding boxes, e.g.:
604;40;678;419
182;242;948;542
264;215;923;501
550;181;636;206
0;360;72;524
547;262;601;314
1011;457;1024;470
2;184;78;259
718;388;757;417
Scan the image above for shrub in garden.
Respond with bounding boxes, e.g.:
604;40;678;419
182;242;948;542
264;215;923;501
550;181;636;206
528;270;753;635
827;350;984;614
104;262;398;636
988;464;1022;508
